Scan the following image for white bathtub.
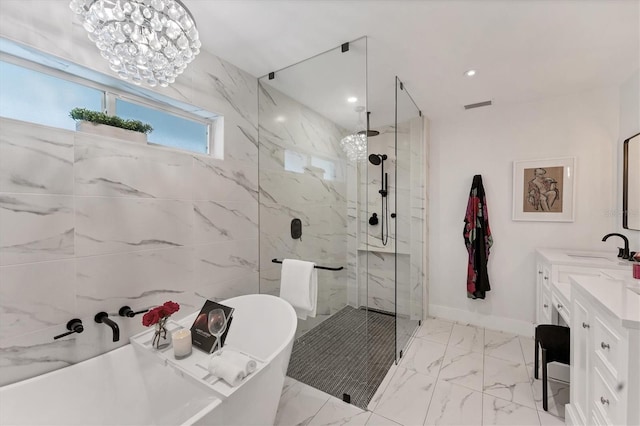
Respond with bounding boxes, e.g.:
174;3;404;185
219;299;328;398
0;294;297;426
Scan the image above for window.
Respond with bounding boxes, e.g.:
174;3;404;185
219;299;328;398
116;98;209;154
0;56;217;156
0;60;102;130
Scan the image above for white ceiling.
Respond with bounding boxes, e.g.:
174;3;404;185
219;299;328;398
187;0;639;126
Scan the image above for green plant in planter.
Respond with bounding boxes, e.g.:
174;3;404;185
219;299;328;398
69;108;153;134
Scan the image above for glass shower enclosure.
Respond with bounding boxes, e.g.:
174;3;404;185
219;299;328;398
257;37;424;409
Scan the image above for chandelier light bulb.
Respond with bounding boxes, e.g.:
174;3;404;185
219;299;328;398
70;0;200;87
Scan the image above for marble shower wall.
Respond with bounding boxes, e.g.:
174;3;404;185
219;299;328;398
0;1;259;385
352;118;424;321
258;82;348;337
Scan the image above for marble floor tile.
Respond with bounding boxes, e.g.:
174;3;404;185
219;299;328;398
538;410;565;425
531;378;569;418
414;318;453;345
398;338;446;377
367;362;398;412
519;336;536;365
423;380;483;425
484;355;536;408
438;345;483;392
308;397;371;426
365;413;401;426
448;324;484;353
275;379;331;426
483;394;541;425
373;367;436;426
484;329;526;363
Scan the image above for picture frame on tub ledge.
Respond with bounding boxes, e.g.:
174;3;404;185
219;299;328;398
512;157;576;222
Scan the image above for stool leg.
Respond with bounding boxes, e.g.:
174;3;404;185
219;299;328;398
534;338;539;380
542;348;548;411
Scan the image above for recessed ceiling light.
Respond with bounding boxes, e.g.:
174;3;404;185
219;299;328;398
275;115;286;123
347;96;358;103
464;69;477;77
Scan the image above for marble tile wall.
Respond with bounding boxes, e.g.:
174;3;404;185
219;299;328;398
258;82;348;337
0;0;260;385
0;117;259;386
351;119;424;325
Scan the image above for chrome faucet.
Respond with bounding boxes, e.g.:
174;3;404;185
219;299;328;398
94;312;120;342
602;233;630;259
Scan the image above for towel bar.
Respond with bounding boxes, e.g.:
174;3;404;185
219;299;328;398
271;259;344;271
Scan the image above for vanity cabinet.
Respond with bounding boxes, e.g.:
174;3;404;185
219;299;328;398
567;283;640;425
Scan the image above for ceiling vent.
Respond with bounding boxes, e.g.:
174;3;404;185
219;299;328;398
464;100;492;110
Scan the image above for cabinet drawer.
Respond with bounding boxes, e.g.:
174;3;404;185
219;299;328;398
541;292;552;323
552;292;570;324
593;315;623;380
592;366;622;425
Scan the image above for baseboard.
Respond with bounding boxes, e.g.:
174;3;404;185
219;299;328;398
428;304;534;337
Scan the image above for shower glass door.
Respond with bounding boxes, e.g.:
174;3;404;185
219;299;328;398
258;37;374;408
395;77;424;361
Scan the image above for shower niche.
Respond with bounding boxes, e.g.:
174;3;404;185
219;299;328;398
257;37;425;408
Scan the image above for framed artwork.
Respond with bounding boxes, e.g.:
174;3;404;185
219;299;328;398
512;157;576;222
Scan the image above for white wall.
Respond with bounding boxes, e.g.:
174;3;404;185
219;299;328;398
429;87;622;335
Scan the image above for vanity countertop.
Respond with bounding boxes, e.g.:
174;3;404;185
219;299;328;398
537;248;634;270
569;274;640;330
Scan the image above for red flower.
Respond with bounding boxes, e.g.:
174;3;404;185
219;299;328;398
141;301;180;326
162;301;180;315
142;309;160;327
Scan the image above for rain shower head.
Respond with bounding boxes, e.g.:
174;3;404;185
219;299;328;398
368;154;387;166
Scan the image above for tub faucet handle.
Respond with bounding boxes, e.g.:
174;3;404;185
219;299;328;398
53;319;84;340
118;305;149;318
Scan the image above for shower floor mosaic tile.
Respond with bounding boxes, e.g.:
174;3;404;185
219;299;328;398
286;306;396;410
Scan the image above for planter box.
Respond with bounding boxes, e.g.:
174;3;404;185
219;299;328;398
76;121;147;144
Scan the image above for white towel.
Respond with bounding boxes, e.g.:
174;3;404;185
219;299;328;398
220;350;257;376
208;356;245;387
279;259;317;320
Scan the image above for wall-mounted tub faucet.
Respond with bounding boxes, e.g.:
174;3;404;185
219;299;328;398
53;319;84;340
602;233;630;259
94;312;120;342
118;305;149;318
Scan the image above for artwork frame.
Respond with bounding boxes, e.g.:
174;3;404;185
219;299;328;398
512;157;576;222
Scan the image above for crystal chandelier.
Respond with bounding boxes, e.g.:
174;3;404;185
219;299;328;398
70;0;201;87
340;106;368;162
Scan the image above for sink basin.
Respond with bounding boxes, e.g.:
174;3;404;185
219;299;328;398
566;254;611;260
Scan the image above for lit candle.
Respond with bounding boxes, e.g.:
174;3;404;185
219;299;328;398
172;329;192;359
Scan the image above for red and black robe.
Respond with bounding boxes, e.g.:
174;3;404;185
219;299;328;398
463;175;493;299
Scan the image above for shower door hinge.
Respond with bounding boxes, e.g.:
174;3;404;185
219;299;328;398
342;393;351;403
399;349;403;358
400;81;404;90
419;110;422;117
418;320;422;326
341;42;349;53
268;72;275;80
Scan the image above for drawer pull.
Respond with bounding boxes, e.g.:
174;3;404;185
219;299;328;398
538;271;543;275
600;396;609;406
601;342;610;350
544;276;548;280
543;304;549;308
582;322;590;328
557;303;563;309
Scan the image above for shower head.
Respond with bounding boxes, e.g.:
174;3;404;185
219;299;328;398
368;154;387;166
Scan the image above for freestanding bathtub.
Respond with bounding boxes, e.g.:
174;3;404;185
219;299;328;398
0;294;297;426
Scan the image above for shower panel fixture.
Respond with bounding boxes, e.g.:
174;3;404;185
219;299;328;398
369;153;389;246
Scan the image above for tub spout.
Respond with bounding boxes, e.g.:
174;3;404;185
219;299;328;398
94;312;120;342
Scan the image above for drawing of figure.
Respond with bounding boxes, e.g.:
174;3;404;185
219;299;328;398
527;168;559;211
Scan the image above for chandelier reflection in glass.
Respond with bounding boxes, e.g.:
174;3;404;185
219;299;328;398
70;0;201;87
340;106;368;162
